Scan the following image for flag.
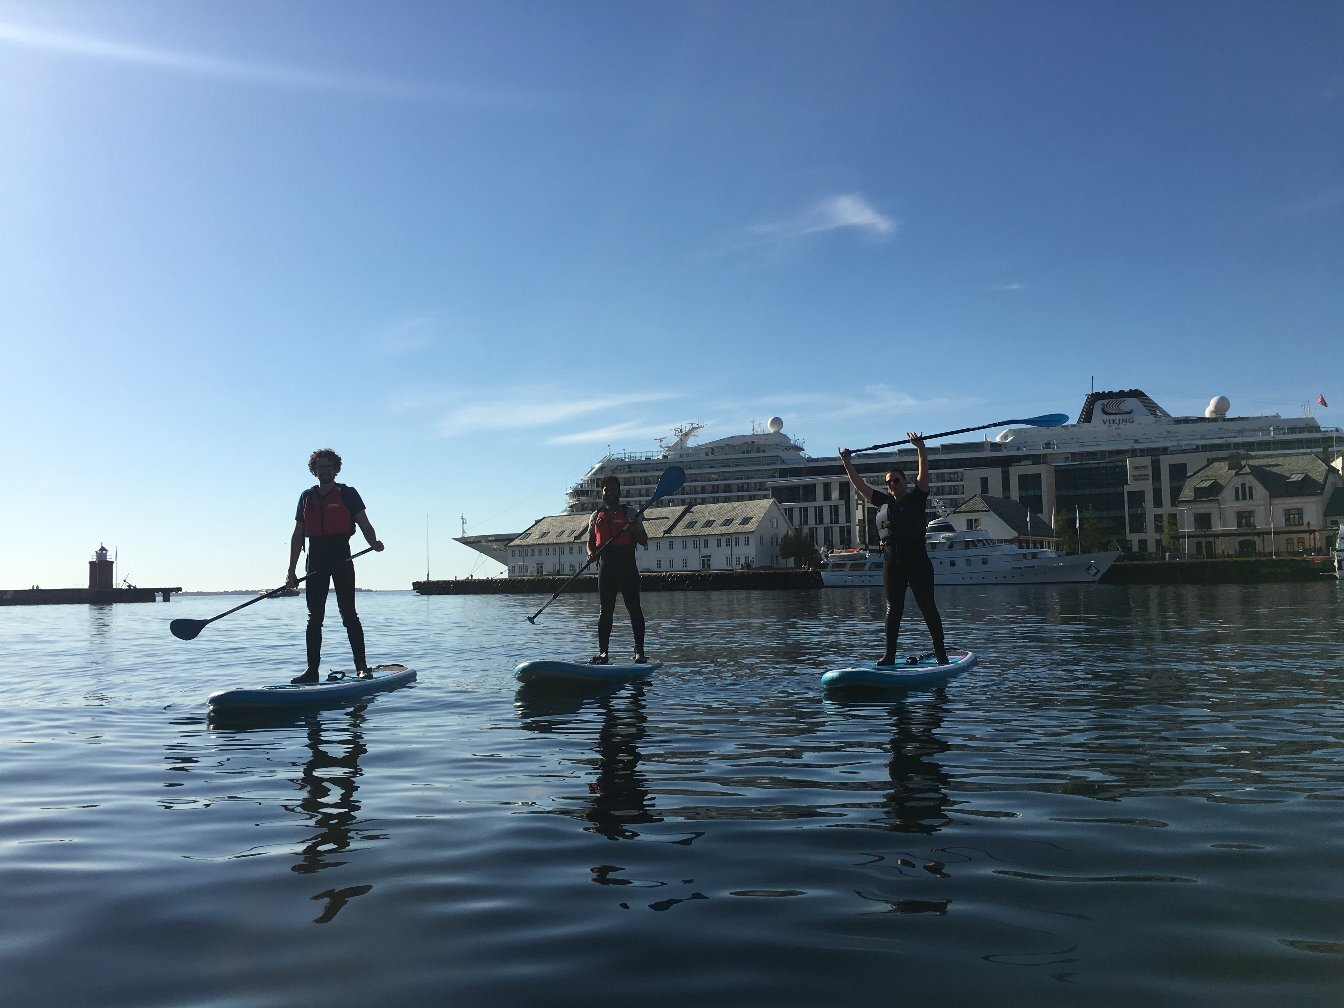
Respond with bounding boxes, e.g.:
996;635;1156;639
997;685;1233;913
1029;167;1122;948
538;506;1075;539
1318;394;1329;408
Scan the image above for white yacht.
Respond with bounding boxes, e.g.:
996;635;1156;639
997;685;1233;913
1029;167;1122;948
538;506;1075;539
820;519;1121;587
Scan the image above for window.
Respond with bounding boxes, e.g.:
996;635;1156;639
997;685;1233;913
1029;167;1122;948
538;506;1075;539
965;518;981;531
1236;511;1255;529
1284;508;1304;527
1193;513;1213;531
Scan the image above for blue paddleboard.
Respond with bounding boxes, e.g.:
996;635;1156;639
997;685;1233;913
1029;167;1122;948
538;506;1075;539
514;658;661;685
821;649;977;690
208;663;417;711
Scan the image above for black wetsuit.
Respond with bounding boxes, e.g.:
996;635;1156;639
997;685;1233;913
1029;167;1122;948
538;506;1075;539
591;505;646;657
872;486;946;663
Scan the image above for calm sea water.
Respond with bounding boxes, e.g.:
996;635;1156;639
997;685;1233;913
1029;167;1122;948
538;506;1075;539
2;581;1342;1007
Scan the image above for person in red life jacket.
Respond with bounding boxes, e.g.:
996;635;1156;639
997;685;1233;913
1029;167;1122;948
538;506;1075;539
285;448;384;684
586;475;649;664
839;432;948;666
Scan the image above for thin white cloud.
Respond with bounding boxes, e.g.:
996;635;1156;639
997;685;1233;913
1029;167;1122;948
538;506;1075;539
749;193;899;244
547;420;687;446
0;21;532;107
418;387;681;439
988;282;1028;292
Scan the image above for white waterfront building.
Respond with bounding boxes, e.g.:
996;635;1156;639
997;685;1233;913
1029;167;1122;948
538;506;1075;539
464;389;1344;571
1174;451;1343;558
506;498;792;576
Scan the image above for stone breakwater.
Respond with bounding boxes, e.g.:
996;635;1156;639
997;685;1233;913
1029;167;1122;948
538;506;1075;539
0;586;181;606
1102;556;1333;584
413;569;822;595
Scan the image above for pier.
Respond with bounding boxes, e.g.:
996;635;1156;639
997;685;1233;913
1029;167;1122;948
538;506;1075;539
1;544;181;606
414;568;822;595
0;586;182;606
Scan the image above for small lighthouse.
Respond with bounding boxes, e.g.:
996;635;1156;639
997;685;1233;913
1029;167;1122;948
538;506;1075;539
89;545;114;590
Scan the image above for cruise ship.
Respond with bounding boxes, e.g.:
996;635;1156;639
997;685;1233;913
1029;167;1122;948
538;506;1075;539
457;389;1342;567
564;417;808;514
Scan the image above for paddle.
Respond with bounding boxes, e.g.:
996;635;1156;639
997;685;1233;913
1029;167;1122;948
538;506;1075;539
849;413;1070;455
169;546;377;641
526;465;687;624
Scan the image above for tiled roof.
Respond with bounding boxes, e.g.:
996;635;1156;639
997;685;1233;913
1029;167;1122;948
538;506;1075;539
953;494;1052;536
1177;453;1333;502
509;497;784;547
1325;486;1344;519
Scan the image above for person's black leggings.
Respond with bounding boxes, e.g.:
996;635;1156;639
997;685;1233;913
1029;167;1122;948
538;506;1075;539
597;557;645;655
305;559;367;673
882;550;946;662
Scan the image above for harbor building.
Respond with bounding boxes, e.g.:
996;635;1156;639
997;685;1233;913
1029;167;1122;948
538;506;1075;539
505;498;791;576
1174;452;1343;558
461;388;1343;572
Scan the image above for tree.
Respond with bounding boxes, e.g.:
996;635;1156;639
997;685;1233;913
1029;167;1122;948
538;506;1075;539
1055;506;1107;553
1161;514;1180;557
1079;506;1107;553
779;530;821;567
1054;514;1079;554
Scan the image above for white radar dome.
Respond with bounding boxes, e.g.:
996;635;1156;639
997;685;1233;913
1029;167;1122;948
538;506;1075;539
767;416;784;433
1205;396;1230;418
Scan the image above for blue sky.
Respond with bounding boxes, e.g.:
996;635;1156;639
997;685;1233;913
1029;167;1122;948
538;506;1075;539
2;1;1340;591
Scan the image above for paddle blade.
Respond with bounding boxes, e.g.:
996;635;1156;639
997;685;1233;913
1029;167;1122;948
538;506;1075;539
170;618;206;641
651;465;687;503
1022;413;1070;427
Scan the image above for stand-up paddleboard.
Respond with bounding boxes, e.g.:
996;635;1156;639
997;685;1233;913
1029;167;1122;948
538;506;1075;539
514;658;661;685
822;650;977;690
208;663;416;712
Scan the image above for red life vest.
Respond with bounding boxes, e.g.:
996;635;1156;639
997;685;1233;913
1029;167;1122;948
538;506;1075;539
303;485;355;537
591;506;636;548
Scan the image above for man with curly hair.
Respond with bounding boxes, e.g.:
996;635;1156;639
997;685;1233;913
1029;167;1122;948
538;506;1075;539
286;448;384;683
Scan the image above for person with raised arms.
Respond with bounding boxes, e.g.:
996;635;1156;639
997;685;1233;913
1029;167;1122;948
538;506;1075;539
286;448;384;684
586;475;649;665
839;432;948;666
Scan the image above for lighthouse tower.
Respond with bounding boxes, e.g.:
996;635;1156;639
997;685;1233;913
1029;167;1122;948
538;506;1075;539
89;545;114;590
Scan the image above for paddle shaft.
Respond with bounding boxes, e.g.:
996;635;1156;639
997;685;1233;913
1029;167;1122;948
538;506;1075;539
850;413;1069;455
525;505;651;624
527;468;685;624
172;546;375;639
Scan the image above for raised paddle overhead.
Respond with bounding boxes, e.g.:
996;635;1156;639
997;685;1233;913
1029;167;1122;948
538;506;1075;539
850;415;1069;455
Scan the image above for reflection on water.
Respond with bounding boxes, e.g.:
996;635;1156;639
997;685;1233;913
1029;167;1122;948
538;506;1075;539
291;707;374;923
880;694;952;835
3;584;1343;1007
